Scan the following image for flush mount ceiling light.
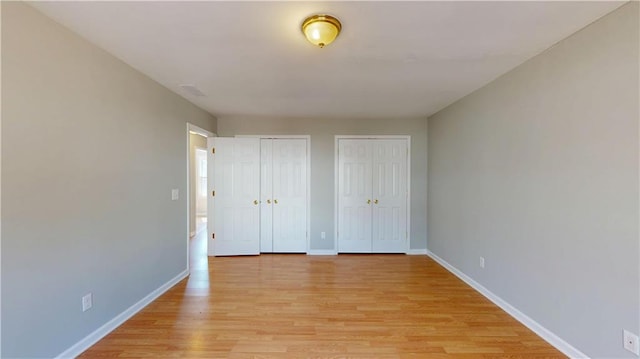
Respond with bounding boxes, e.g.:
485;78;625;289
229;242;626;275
301;14;341;48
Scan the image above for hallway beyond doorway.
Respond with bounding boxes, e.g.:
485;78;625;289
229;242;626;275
187;217;208;289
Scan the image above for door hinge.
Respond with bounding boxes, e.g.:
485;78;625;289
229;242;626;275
212;233;215;239
212;147;215;154
212;190;215;197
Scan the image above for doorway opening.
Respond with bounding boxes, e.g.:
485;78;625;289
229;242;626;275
186;123;214;285
195;148;208;228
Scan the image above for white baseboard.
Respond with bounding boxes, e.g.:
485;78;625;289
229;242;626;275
56;269;189;359
426;251;588;359
307;250;337;255
406;249;428;255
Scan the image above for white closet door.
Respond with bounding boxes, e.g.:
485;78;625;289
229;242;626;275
210;137;260;256
260;139;273;252
272;139;307;252
338;140;373;252
371;139;408;253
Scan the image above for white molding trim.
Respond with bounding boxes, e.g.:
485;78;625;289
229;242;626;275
427;251;589;359
307;250;338;256
405;136;412;253
188;123;215;138
333;137;340;253
333;135;411;139
406;249;427;255
236;135;310;139
0;4;3;353
55;270;189;359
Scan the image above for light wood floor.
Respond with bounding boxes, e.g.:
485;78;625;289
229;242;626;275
80;227;565;358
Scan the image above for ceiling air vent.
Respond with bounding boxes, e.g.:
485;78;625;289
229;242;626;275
179;84;206;97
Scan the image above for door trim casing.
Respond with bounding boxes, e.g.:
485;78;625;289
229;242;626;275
334;135;411;254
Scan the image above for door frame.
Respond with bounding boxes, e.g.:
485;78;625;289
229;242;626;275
186;123;215;272
334;135;412;254
237;135;311;253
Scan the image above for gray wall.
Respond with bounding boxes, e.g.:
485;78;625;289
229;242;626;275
427;3;639;358
1;3;216;357
217;116;428;251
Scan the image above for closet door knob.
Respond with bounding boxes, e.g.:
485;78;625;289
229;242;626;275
274;199;278;204
253;200;259;205
267;199;271;204
367;199;371;204
374;199;379;204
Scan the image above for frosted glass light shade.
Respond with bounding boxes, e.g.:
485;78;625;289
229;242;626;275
301;15;341;48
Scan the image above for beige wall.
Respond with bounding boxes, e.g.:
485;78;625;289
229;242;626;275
217;116;428;251
427;3;638;357
1;3;216;357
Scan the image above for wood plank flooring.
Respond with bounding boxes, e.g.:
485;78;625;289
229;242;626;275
80;231;565;358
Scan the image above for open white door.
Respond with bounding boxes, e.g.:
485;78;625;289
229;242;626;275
208;137;260;256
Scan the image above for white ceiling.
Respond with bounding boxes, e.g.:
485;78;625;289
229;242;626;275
30;1;625;119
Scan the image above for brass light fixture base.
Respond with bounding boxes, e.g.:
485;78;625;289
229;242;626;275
301;14;342;48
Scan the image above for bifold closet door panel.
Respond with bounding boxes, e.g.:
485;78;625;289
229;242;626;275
210;137;261;256
371;139;408;253
272;139;307;252
337;139;373;253
260;139;273;253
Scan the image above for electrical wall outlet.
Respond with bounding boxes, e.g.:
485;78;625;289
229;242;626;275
321;232;326;239
171;189;179;200
479;257;485;269
623;329;639;355
82;293;93;312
